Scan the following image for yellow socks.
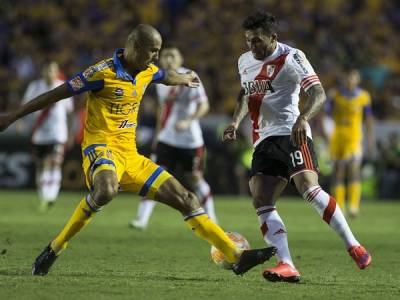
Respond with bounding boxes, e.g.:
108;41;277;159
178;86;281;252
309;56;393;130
348;181;361;212
333;184;345;210
51;196;99;254
185;213;239;263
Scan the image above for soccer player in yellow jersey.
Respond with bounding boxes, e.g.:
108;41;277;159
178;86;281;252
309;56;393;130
328;69;375;218
0;24;276;276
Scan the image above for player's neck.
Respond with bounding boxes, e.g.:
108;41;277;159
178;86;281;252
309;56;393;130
119;55;140;77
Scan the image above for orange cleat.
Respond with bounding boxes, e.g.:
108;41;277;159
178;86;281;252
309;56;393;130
263;262;300;283
348;245;371;269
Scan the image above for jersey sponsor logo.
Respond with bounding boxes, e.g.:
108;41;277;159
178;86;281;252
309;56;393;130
68;76;84;91
293;52;309;74
108;102;139;115
118;120;137;129
243;80;275;95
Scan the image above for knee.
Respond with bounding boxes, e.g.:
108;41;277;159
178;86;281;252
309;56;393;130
93;182;118;206
179;190;201;213
249;183;274;207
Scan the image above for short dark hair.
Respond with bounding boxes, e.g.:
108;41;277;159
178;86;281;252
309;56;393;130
242;11;277;35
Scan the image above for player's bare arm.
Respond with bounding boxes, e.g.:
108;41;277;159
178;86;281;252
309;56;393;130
0;83;73;132
175;101;209;131
291;84;326;146
159;70;200;88
222;89;247;141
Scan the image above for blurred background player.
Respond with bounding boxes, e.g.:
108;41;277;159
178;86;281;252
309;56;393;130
20;61;74;211
327;69;375;218
130;48;217;229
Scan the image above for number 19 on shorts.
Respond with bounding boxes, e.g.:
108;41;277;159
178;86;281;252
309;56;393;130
290;150;304;167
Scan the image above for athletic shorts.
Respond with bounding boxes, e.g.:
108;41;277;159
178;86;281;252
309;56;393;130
154;141;205;173
31;143;65;160
330;133;362;162
250;135;319;181
82;143;172;199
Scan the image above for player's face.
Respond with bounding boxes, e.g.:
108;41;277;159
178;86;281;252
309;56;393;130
42;62;59;82
345;70;361;90
245;28;276;60
159;49;183;70
130;37;162;71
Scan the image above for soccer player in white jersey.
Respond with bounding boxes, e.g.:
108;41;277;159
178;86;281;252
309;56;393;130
22;62;74;211
130;48;217;229
222;12;371;283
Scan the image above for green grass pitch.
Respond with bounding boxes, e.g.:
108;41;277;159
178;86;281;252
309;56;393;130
0;190;399;300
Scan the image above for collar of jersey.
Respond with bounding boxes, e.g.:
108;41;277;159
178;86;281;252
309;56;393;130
113;48;136;84
340;87;361;98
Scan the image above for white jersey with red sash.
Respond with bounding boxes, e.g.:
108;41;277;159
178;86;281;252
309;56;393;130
156;67;208;149
22;79;74;144
238;42;321;148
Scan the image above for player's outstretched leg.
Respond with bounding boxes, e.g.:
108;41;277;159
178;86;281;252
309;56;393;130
155;177;276;275
32;170;118;275
294;171;371;270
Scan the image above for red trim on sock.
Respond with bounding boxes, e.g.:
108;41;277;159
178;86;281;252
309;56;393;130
323;196;337;224
260;222;268;236
257;208;276;216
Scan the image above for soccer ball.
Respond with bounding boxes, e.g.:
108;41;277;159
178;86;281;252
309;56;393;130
210;231;251;269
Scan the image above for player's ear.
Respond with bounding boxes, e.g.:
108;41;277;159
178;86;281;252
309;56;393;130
270;33;277;42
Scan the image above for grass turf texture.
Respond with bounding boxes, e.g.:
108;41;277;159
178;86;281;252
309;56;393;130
0;191;399;300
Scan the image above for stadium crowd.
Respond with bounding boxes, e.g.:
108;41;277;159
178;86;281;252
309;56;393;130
1;0;400;119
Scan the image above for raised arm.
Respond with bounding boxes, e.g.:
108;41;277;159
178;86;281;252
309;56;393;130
290;83;326;146
158;70;200;88
0;83;73;131
222;89;248;141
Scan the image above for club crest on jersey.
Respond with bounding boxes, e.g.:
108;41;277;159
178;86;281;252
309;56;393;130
243;80;275;95
266;65;276;77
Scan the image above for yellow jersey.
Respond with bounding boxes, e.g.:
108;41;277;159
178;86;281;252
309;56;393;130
67;48;164;153
330;87;372;142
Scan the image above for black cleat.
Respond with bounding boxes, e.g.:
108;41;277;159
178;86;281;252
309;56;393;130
232;247;277;275
32;244;58;276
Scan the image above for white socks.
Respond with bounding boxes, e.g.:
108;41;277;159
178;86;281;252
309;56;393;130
257;206;295;268
37;167;62;203
134;199;157;227
195;178;217;223
303;185;360;248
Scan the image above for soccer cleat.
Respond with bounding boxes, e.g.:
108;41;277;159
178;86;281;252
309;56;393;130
348;245;371;269
232;247;277;275
129;219;147;230
32;244;59;276
263;262;301;283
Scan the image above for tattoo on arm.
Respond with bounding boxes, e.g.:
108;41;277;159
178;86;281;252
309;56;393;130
232;89;248;126
301;84;326;121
